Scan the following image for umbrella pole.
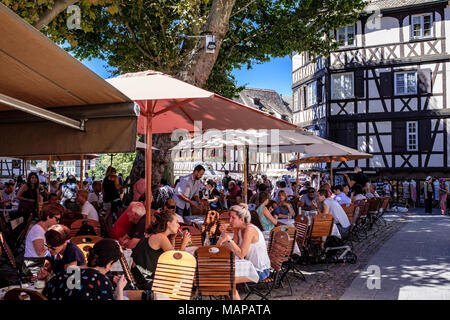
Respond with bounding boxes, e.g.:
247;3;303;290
296;153;300;194
48;156;52;192
145;101;154;229
244;145;248;204
330;158;333;187
80;155;84;186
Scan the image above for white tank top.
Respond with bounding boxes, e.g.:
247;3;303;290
238;224;271;272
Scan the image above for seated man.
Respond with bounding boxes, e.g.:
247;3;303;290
110;201;146;240
1;182;16;207
299;187;319;211
365;183;380;199
332;185;352;205
42;193;67;216
88;181;103;213
77;190;99;222
314;189;351;238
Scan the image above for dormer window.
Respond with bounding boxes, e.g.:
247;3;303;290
411;14;432;39
253;97;260;105
337;25;355;47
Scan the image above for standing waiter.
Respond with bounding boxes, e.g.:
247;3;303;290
173;165;205;217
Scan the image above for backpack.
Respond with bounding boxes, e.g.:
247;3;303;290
75;221;97;236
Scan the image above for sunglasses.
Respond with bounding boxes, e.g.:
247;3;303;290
53;216;61;223
45;244;58;250
167;205;176;209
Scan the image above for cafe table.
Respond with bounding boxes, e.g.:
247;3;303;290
0;282;44;300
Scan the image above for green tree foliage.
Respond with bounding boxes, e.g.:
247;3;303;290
3;0;368;98
92;153;136;179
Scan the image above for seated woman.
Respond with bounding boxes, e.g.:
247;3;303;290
23;207;62;279
217;203;271;300
351;184;367;202
110;201;147;240
43;239;127;300
203;179;222;211
130;210;192;290
272;190;296;219
256;192;277;232
37;224;86;280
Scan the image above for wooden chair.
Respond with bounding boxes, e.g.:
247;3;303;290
201;210;220;240
244;230;289;300
294;214;309;252
3;288;47;300
367;197;381;229
60;211;84;228
250;210;264;232
353;199;370;239
0;232;17;270
341;203;355;226
152;250;197;300
218;210;233;234
174;225;203;250
374;196;390;226
70;219;101;237
119;252;138;290
306;213;334;262
194;245;235;299
76;243;95;262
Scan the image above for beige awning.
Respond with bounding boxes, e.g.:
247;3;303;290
0;3;137;156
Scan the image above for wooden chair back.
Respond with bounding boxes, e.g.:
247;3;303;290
152;250;196;300
308;213;334;239
341;203;355;224
194;245;235;298
218;210;233;234
367;197;381;214
250;210;264;232
380;197;390;211
70;235;102;245
201;210;220;239
268;225;296;261
70;219;101;237
294;214;309;250
60;211;84;228
0;232;16;269
3;288;47;300
120;252;137;289
269;230;290;272
174;225;203;250
76;243;95;261
354;199;369;218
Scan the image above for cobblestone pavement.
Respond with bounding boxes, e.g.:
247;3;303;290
341;208;450;300
240;209;412;300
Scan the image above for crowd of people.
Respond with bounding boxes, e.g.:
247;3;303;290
0;164;449;300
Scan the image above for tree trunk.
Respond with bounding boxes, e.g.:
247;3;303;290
33;0;78;30
127;0;237;205
176;0;236;87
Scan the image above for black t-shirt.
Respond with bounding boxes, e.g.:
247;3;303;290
43;268;114;300
128;216;146;239
48;242;86;275
208;188;221;210
353;172;368;187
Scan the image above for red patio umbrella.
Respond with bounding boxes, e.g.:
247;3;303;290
107;70;300;228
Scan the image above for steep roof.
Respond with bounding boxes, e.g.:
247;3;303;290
369;0;446;11
236;88;293;122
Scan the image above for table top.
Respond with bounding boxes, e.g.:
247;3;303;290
0;283;43;300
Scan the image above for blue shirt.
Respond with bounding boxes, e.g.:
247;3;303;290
173;174;202;209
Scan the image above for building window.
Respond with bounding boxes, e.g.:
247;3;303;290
395;71;417;95
406;121;418;151
411;14;433;39
331;73;353;100
337;25;355;47
307;81;317;107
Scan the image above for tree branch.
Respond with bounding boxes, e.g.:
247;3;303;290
33;0;78;30
230;0;256;18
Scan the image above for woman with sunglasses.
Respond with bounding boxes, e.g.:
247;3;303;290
36;224;86;282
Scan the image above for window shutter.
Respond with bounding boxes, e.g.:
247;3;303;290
354;70;365;98
418;68;432;94
317;79;323;103
392;121;406;153
379;72;393;97
419;119;432;152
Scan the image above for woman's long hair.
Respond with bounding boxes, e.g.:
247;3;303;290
105;166;116;178
26;172;40;190
145;210;176;235
87;239;122;268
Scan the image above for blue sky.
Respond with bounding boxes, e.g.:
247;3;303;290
80;55;294;97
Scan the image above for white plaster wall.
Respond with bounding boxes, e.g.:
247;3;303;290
358;101;366;113
433;73;443;95
345;102;355;114
433;133;444;152
368;80;379;98
330;103;340;115
358;122;366;134
292;53;303;71
364;16;400;46
428;96;443;110
394;98;418;112
369;155;386;168
379;135;392;153
369;100;388;113
374;121;391;133
427;154;444;167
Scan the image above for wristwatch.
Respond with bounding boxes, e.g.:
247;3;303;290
227;239;233;244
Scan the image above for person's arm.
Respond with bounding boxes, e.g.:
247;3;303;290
123;237;141;250
16;185;33;202
32;239;47;257
262;206;278;225
224;226;255;259
113;274;127;300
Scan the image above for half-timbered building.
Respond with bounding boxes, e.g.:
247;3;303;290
292;0;450;179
